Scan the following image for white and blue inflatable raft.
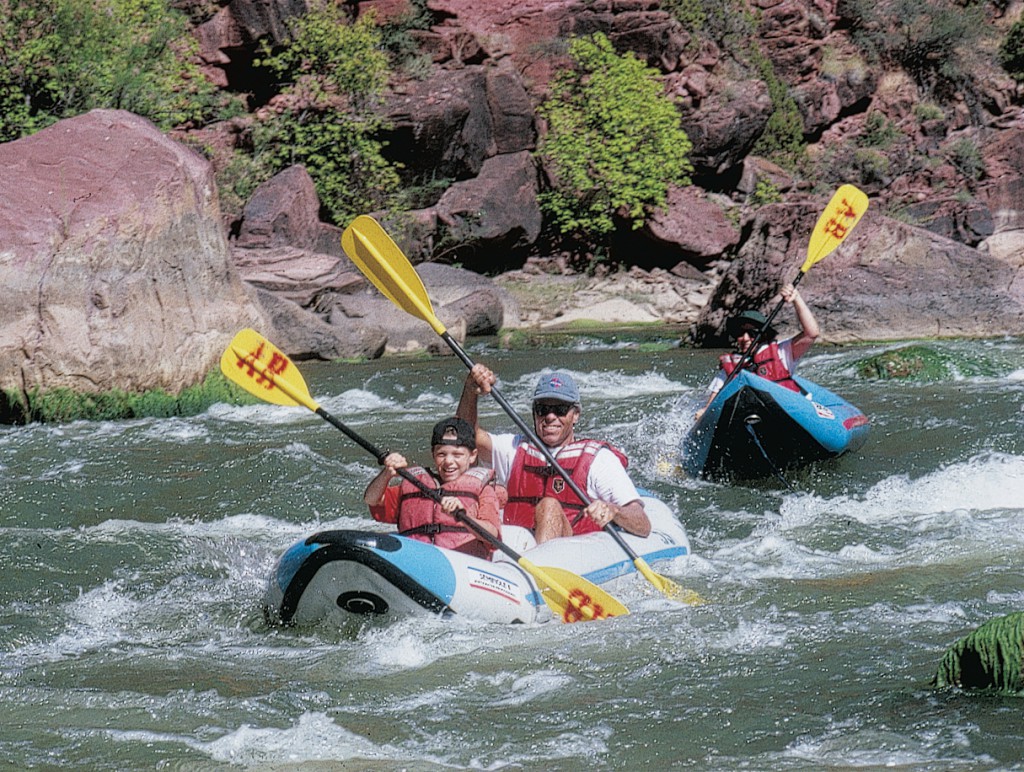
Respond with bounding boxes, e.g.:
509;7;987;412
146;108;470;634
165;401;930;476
264;493;690;625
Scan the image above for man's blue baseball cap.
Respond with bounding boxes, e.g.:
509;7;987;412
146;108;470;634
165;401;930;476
532;371;581;405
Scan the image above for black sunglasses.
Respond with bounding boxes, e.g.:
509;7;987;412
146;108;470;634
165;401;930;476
533;403;575;417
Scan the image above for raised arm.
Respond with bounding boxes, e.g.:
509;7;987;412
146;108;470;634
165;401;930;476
456;363;496;465
781;284;820;360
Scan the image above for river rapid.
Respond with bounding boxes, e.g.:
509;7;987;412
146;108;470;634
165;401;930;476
2;338;1023;770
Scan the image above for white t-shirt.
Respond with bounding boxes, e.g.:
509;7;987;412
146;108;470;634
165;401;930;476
488;433;641;506
708;337;796;394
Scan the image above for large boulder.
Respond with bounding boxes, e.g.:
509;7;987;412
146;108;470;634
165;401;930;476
694;198;1024;344
0;109;269;401
432;151;542;271
232;246;366;308
254;288;387;361
383;66;501;183
329;262;515;353
642;185;741;268
978;128;1024;265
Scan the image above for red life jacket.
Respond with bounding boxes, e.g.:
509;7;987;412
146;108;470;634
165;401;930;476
396;466;496;557
720;342;800;392
504;439;630;535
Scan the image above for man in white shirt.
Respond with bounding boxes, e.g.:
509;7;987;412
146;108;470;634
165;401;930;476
457;367;651;544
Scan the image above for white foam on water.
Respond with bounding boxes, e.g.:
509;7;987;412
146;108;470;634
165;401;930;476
708;615;792;655
206;401;309;425
197;711;403;766
489;669;577;707
790;452;1023;528
782;722;989;770
36;458;86;481
704;452;1024;586
317;387;399;414
4;581;142;669
138;417;209;443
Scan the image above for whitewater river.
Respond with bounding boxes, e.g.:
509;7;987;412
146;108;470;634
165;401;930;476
2;337;1023;770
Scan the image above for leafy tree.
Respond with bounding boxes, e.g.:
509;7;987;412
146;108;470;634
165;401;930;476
254;6;400;225
999;16;1024;82
0;0;231;142
536;32;693;238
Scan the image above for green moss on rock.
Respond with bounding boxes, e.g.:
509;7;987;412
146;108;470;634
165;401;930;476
855;345;1008;381
855;346;952;380
934;611;1024;693
0;371;257;425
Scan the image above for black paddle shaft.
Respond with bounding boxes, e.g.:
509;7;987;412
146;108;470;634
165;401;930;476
315;404;518;562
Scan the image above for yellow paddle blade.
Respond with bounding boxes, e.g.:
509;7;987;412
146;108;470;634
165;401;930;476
520;559;630;622
634;558;705;606
341;215;447;335
220;329;319;411
802;184;869;273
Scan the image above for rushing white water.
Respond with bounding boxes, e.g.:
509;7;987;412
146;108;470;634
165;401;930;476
2;339;1023;769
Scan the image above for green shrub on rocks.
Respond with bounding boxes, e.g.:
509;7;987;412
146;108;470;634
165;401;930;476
497;327;682;351
536;32;694;238
0;371;257;425
0;0;238;142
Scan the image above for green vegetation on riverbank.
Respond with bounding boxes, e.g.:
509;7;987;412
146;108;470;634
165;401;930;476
0;371;256;425
496;324;685;351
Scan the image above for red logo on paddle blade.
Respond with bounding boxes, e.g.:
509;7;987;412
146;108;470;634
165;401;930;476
562;588;609;623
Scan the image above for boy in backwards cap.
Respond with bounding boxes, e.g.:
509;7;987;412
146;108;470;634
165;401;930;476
363;417;502;559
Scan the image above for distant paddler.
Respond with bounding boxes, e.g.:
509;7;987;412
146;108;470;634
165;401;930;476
696;282;820;420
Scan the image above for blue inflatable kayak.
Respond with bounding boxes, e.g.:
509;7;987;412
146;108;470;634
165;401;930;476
681;370;870;481
263;494;691;626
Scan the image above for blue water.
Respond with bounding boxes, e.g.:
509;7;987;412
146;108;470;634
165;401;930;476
2;339;1023;769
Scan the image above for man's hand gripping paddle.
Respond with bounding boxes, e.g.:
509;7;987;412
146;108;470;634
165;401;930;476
341;217;703;606
220;329;627;623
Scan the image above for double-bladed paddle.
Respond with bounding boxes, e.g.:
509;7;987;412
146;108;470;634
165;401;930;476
720;184;869;391
219;328;627;623
341;217;703;606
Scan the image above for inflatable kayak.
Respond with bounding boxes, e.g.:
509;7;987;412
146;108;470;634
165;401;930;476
263;493;690;626
681;370;869;481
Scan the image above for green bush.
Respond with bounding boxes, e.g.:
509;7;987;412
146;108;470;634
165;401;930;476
947;137;985;181
0;371;257;425
750;179;782;207
999;17;1024;82
860;111;901;148
536;32;694;238
662;0;707;35
913;102;945;122
749;46;806;169
843;0;984;95
253;7;401;226
0;0;236;142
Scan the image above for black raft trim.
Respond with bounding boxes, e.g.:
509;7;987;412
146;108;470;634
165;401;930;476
276;530;453;624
